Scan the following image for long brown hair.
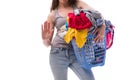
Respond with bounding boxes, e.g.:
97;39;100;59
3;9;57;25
50;0;78;11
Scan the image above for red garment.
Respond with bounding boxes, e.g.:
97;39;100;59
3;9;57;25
68;11;92;30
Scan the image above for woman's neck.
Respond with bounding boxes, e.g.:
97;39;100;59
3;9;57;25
58;3;70;9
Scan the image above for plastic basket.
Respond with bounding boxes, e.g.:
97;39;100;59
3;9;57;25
71;33;106;69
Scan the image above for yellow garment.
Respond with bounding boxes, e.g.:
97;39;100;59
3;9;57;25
64;28;88;48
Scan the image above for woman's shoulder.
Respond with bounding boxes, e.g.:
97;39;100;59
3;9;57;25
47;10;56;23
76;0;95;10
48;10;56;20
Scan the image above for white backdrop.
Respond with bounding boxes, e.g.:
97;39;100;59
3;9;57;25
0;0;120;80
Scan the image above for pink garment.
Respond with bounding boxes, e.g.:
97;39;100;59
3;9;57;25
106;25;114;49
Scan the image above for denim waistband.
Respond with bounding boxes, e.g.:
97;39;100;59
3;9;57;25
51;47;73;51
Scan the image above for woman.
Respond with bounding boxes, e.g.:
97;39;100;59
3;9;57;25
41;0;106;80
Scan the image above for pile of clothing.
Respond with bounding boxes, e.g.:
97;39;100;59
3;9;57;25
62;9;114;69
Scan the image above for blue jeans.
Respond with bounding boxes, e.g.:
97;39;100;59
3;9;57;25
49;47;95;80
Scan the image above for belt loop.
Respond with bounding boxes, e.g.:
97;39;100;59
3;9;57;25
65;49;69;58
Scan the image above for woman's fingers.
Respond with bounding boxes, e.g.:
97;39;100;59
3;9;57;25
41;24;45;39
41;21;54;40
94;31;104;43
47;22;50;31
43;21;51;32
93;28;98;35
93;27;105;43
41;21;47;39
44;21;48;32
94;34;104;43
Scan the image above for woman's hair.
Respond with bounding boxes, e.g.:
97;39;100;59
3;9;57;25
50;0;78;11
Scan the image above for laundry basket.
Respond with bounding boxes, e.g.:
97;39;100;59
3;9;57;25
71;33;106;69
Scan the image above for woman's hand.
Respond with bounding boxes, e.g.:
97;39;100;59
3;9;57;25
41;21;54;47
93;24;106;43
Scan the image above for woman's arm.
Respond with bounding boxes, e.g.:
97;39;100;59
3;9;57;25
77;0;106;42
41;11;55;47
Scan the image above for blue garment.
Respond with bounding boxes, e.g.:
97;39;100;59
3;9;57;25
49;47;95;80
